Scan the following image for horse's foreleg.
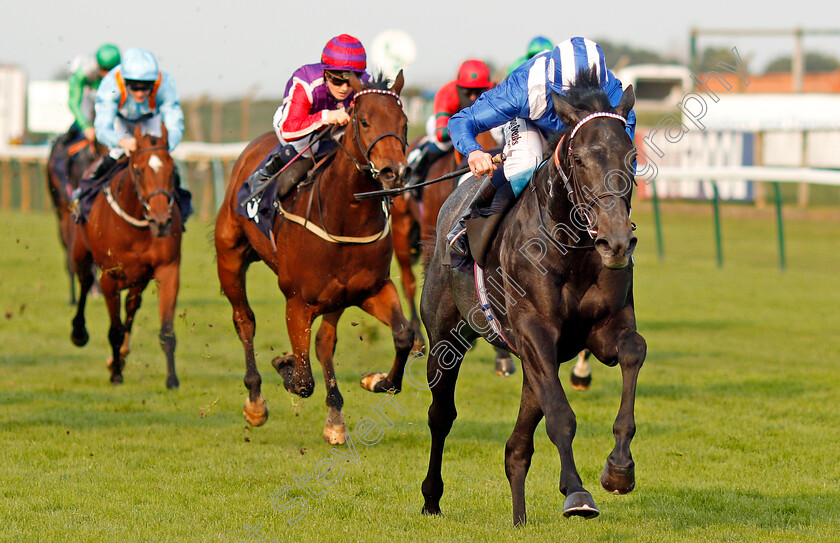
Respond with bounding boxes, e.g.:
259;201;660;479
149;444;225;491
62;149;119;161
588;317;646;495
99;274;125;385
70;239;94;347
391;199;424;352
216;228;265;425
314;309;346;444
518;322;599;519
277;296;317;398
358;281;414;393
505;373;543;526
154;264;180;390
420;317;470;517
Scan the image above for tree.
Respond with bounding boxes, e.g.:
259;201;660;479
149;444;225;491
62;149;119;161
764;52;840;73
695;47;751;73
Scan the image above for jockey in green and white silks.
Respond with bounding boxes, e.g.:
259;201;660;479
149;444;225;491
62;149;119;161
94;47;184;158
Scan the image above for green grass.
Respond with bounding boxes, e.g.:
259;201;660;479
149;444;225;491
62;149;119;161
1;206;839;542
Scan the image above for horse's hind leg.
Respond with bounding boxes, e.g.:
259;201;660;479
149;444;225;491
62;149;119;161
588;314;646;494
358;281;414;393
216;220;266;425
154;263;180;389
99;274;126;385
314;310;347;444
505;374;544;526
569;349;593;390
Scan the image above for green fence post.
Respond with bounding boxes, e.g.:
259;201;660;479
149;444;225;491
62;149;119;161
651;180;664;261
773;182;786;272
712;182;723;268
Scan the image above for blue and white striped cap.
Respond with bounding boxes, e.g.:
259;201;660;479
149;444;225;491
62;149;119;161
549;37;608;93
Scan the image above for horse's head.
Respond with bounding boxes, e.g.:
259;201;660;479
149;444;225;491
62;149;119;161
129;124;176;237
549;69;636;269
347;71;408;189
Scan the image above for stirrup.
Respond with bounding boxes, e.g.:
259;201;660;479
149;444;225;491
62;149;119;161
447;227;468;256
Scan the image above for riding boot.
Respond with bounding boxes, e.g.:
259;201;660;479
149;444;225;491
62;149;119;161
276;157;315;200
171;166;193;227
88;155;117;182
245;152;285;196
446;173;498;257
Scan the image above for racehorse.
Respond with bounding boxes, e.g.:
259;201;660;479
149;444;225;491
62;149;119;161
214;73;414;444
69;125;182;389
420;69;645;525
47;134;107;303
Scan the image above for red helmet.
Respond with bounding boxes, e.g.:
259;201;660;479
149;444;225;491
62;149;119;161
456;59;492;89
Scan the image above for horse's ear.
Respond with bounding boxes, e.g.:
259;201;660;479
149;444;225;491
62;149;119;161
552;91;582;127
615;84;635;119
390;70;404;95
133;123;143;141
349;72;364;92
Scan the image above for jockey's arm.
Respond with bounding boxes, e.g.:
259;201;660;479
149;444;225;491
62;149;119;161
605;70;637;140
274;83;331;141
93;74;122;150
157;74;184;151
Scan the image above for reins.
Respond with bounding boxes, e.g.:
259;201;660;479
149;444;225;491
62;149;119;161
106;145;174;229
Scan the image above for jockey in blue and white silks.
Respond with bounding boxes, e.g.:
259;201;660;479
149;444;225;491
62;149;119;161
449;36;636;198
444;37;636;260
94;48;184;158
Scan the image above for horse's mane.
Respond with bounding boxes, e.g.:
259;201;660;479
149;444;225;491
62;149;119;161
364;72;392;91
544;66;612;156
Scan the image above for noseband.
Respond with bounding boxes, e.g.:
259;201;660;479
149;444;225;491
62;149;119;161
337;89;406;179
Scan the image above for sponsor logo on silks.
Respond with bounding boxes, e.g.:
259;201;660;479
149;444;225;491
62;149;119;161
246;197;261;223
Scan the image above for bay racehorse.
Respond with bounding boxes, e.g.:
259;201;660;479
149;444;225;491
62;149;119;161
420;69;645;525
47;134;107;303
70;125;182;389
214;73;414;444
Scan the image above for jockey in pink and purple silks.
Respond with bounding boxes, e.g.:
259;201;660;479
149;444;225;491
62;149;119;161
244;34;371;200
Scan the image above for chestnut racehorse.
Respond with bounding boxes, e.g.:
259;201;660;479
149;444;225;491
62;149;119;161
214;73;413;444
70;125;182;389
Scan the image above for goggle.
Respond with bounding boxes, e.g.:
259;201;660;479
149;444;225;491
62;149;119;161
458;86;489;99
126;80;155;92
324;71;352;87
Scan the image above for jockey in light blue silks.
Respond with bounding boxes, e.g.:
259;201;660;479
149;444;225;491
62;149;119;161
446;37;636;256
94;48;184;164
87;47;191;223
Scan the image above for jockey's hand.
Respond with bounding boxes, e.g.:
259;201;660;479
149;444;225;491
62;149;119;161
83;127;96;142
118;137;137;154
325;108;350;126
468;150;497;178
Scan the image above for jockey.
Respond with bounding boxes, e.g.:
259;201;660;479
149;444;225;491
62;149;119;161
446;37;636;257
406;59;493;187
88;47;190;222
506;35;552;76
68;43;121;142
244;34;370;200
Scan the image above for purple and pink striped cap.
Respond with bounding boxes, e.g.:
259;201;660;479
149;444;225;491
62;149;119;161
321;34;366;73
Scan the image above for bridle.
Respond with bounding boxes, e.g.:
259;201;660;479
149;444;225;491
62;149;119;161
550;112;634;239
129;145;175;220
332;88;407;179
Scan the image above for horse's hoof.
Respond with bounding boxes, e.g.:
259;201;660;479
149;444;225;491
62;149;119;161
601;459;635;494
411;338;427;354
494;357;516;377
421;503;441;516
562;491;600;519
243;396;268;427
323;423;347;445
110;374;124;385
70;329;89;347
569;371;592;390
166;375;180;390
360;372;398;393
272;354;295;388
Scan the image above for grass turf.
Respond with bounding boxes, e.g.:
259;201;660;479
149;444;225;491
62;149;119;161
1;205;839;542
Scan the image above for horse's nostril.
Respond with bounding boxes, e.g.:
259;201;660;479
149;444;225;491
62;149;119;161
594;238;611;254
627;237;638;255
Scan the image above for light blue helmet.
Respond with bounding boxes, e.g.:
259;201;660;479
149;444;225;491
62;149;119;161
121;48;159;81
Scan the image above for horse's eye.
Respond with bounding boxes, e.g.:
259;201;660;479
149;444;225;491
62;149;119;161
360;117;369;128
573;154;583;165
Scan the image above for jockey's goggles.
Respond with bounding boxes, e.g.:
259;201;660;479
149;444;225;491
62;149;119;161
324;71;358;87
126;79;155;92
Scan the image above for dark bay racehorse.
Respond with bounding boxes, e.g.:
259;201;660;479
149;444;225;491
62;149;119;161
214;73;414;444
420;70;645;525
47;134;107;303
70;125;182;389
